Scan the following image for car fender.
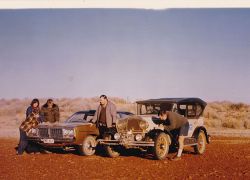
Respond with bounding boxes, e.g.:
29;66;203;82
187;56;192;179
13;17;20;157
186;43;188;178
147;129;171;145
193;126;210;144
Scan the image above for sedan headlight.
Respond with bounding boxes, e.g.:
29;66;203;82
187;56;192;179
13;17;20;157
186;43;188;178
139;121;149;130
28;128;38;137
63;129;74;138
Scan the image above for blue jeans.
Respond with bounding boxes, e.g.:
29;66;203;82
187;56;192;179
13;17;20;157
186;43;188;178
17;128;28;155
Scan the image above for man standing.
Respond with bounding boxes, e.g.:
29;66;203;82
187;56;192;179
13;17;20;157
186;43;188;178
92;95;117;137
158;110;189;161
41;99;60;123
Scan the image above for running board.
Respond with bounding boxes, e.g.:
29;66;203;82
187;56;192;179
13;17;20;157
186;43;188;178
184;137;197;146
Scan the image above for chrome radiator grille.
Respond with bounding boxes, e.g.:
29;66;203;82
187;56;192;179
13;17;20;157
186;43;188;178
38;128;63;139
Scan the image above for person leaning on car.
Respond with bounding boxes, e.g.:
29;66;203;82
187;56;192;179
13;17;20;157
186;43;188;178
158;110;189;161
92;95;117;137
40;99;60;123
17;98;43;155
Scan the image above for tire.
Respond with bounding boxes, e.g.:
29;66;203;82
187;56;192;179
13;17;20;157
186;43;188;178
194;130;206;155
153;132;169;160
78;135;96;156
104;135;120;158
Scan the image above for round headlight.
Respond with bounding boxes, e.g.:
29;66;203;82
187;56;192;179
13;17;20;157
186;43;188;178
114;133;120;140
139;121;149;130
135;134;143;141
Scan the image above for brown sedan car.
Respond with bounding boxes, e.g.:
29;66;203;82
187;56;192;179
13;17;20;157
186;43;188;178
27;110;133;156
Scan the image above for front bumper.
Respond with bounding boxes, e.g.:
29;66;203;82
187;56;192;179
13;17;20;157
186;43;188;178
27;137;75;147
98;139;154;147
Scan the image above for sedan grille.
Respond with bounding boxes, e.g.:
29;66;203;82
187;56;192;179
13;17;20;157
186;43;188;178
38;128;49;138
38;128;63;139
50;128;63;139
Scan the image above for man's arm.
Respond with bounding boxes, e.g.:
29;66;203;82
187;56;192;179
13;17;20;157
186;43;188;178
54;105;60;122
38;107;45;123
111;103;117;125
91;106;99;123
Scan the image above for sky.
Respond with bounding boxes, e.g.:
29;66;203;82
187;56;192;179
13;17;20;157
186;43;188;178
0;9;249;103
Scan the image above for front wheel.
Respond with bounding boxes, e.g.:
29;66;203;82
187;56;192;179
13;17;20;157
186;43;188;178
104;135;120;158
194;130;206;154
78;135;96;156
153;132;169;160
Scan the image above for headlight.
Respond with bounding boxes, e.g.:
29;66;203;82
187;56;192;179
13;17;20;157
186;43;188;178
28;128;38;137
114;133;120;140
63;129;74;138
139;121;149;130
135;134;143;141
117;120;127;131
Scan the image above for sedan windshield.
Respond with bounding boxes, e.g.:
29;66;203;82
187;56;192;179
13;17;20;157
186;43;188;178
65;113;91;123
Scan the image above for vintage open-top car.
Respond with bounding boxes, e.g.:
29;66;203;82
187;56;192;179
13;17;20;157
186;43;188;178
27;110;133;156
99;98;210;160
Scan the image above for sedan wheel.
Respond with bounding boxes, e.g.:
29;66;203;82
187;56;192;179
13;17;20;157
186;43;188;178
79;135;96;156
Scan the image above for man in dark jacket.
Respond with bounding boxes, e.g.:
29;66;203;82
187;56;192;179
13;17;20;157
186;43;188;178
41;99;60;123
158;110;189;161
92;95;117;137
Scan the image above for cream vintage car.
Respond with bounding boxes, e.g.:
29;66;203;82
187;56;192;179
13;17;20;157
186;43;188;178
99;98;210;160
27;110;133;156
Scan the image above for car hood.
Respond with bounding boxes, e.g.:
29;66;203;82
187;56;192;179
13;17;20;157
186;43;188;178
117;115;163;132
139;115;164;131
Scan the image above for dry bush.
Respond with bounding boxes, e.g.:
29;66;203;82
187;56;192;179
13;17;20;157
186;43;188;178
204;101;250;129
0;98;250;130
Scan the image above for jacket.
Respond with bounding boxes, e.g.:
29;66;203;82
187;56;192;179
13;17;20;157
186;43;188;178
26;106;43;123
40;104;60;123
163;111;188;131
92;101;117;128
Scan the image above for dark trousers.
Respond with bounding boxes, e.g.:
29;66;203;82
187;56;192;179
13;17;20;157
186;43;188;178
98;125;109;138
17;129;41;154
17;128;28;154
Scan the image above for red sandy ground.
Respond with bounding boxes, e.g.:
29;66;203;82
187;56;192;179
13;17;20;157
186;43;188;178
0;136;249;180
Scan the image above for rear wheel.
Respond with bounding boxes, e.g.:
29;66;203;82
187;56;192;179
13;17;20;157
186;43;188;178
104;135;120;158
194;130;206;154
153;132;169;160
78;135;96;156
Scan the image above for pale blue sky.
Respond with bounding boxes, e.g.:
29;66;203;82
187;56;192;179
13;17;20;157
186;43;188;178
0;9;249;103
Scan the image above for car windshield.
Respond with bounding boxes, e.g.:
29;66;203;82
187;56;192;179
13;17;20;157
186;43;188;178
119;112;133;119
137;103;174;115
65;112;92;123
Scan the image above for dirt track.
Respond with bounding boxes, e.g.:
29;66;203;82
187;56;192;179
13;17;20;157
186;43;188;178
0;136;250;179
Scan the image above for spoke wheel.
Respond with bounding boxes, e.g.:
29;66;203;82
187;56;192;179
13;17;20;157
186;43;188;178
194;130;206;155
153;132;169;160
